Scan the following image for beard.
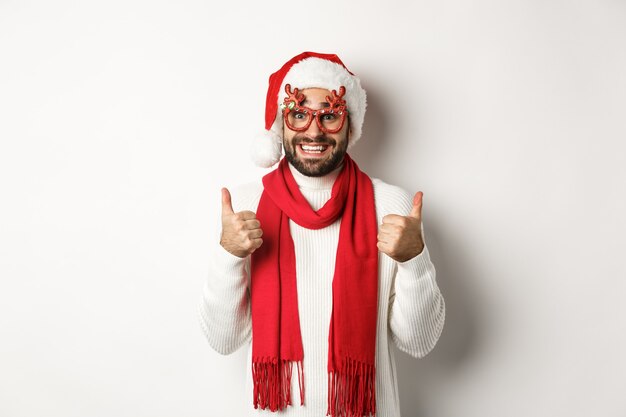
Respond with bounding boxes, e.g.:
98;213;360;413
283;134;349;177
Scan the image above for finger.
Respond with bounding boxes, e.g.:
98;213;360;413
238;210;257;221
244;219;261;230
250;237;263;250
409;191;423;219
248;228;263;239
378;231;398;246
379;223;401;234
377;241;390;253
221;188;234;215
381;214;406;226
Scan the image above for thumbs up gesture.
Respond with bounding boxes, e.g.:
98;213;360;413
219;188;264;258
377;192;425;262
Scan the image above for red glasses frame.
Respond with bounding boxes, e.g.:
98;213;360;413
280;84;349;134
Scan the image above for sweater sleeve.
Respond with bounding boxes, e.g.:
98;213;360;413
197;182;262;355
378;184;446;358
389;240;445;358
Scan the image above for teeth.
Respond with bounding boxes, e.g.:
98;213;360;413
301;145;326;151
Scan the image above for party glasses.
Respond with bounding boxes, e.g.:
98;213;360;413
280;84;349;134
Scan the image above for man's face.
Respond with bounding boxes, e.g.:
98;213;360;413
282;88;350;177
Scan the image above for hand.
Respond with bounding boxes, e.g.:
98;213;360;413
377;191;425;262
219;188;263;258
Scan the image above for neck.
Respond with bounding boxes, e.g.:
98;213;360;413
288;161;344;191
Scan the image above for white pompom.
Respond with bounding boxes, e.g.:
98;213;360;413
250;130;283;168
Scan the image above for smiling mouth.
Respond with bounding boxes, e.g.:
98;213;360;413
298;143;332;157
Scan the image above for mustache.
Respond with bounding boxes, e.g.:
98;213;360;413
292;136;336;146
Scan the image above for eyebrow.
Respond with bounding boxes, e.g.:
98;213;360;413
302;99;330;108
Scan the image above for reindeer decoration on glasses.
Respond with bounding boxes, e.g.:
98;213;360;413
280;83;349;134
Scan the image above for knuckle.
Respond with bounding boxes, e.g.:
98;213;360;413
243;210;256;219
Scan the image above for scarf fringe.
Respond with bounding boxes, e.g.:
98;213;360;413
327;357;376;417
252;358;304;411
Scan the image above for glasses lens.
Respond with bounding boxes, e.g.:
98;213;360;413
286;110;312;130
318;111;345;132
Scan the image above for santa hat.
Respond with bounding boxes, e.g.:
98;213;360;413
251;52;367;168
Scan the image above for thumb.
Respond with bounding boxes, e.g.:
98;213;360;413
409;191;423;218
221;187;234;215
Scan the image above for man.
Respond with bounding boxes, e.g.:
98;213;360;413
198;51;445;417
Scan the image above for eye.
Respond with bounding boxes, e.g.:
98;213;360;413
321;114;336;121
293;111;306;119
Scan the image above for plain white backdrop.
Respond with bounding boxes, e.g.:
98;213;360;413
1;0;625;416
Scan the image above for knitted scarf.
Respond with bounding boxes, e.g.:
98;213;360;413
250;154;378;417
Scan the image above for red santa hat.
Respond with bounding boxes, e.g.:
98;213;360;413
251;52;368;168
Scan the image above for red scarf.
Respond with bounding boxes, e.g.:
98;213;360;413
250;154;378;416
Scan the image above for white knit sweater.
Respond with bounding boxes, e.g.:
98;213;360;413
198;163;445;416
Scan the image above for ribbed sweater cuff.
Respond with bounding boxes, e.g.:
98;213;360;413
210;243;249;290
396;244;434;280
213;243;247;268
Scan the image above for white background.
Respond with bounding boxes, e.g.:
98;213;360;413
1;1;625;416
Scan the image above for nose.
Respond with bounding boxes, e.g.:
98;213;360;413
303;117;323;140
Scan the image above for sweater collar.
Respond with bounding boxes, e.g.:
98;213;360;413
288;160;344;191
